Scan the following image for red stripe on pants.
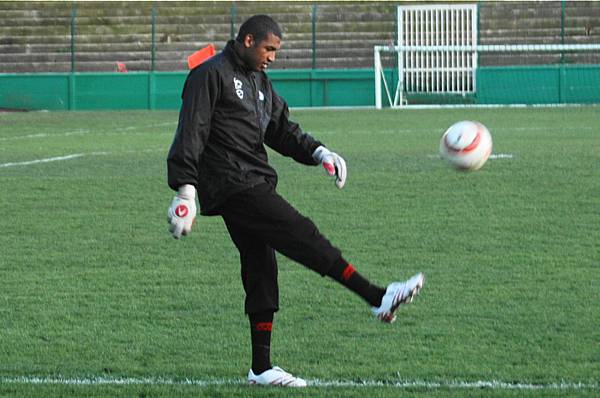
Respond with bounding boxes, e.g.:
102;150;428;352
342;264;356;281
255;322;273;332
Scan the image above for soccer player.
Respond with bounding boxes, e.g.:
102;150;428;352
166;15;424;387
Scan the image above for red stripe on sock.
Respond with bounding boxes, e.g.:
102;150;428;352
342;264;356;281
255;322;273;332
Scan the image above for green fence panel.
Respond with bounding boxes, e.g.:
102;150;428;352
1;67;600;111
154;72;187;110
268;69;375;107
0;74;69;110
74;73;149;110
477;66;561;104
311;69;374;107
563;65;600;104
268;70;313;107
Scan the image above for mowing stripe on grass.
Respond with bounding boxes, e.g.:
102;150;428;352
0;150;511;169
0;122;177;142
0;376;597;390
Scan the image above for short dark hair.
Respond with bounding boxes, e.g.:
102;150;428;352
235;15;282;44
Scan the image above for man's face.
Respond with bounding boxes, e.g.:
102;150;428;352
242;32;281;72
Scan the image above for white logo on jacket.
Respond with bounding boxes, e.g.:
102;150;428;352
233;77;244;99
259;90;264;101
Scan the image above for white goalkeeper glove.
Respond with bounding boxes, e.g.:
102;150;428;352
167;184;197;239
313;145;347;189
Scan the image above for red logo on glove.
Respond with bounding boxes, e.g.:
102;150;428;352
175;204;189;218
323;162;335;175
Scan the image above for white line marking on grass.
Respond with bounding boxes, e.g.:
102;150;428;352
0;149;164;169
0;154;85;168
427;153;513;160
0;376;597;390
311;379;599;390
0;130;91;142
489;153;514;159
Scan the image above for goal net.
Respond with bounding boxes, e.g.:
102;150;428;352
375;4;600;108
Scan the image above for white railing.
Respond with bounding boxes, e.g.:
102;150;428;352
376;3;478;108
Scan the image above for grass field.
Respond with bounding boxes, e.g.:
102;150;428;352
0;106;599;397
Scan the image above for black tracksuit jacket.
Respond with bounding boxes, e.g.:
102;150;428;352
167;40;322;215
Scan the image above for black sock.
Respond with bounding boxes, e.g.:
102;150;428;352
248;311;274;374
326;257;386;307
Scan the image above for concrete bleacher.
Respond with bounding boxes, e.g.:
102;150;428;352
0;1;599;73
479;1;600;66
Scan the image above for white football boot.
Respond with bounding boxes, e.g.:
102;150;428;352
372;272;425;323
248;366;307;387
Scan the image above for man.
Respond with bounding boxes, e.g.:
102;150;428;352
167;15;424;387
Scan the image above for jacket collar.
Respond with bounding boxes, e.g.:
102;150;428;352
224;40;252;72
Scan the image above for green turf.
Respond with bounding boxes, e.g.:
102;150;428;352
0;107;599;397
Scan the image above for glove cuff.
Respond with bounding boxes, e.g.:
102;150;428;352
178;184;196;200
312;145;330;162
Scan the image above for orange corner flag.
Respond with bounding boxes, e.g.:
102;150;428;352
187;44;216;70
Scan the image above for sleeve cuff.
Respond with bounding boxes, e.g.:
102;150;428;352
178;184;196;199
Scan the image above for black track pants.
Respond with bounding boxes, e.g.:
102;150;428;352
220;183;342;314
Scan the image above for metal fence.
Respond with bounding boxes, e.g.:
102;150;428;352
0;1;599;74
0;1;396;73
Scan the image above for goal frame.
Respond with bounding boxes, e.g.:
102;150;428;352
375;43;600;109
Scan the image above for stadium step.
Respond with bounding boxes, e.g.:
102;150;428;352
1;1;599;73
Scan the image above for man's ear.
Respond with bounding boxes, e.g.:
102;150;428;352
243;34;254;48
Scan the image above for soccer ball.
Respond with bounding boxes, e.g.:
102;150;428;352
439;120;493;171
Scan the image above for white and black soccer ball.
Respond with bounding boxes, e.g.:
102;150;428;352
439;120;493;171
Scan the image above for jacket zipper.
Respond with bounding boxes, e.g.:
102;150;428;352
250;74;263;141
